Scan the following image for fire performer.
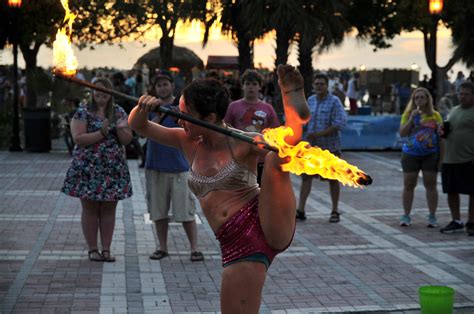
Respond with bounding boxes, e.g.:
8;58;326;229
129;64;310;313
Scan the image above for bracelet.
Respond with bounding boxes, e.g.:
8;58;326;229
283;87;304;94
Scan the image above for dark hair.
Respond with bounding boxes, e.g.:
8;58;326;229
459;81;474;93
240;69;263;86
182;78;230;121
313;73;329;85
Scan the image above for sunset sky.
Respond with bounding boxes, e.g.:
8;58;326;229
0;21;470;79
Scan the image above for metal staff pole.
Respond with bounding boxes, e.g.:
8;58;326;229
53;71;278;152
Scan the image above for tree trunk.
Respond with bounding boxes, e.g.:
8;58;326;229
273;29;293;116
160;35;174;70
236;28;254;74
274;29;291;68
297;36;314;99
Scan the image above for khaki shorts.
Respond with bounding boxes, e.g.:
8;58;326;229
145;169;196;222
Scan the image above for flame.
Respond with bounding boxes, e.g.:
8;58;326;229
262;127;370;188
52;0;78;76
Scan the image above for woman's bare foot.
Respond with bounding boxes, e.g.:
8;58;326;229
277;64;310;123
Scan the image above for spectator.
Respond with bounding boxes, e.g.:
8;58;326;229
453;71;465;93
439;81;474;235
224;69;280;185
111;71;145;165
398;87;444;227
125;70;137;97
91;70;104;84
467;70;474;83
346;72;360;115
330;76;346;106
145;70;203;262
61;78;133;262
223;78;241;102
296;73;347;222
262;72;275;105
129;65;310;313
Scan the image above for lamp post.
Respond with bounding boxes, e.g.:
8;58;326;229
8;0;23;152
428;0;443;105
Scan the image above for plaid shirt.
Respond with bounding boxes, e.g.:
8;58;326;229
305;93;347;152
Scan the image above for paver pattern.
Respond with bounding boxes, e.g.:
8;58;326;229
0;149;473;314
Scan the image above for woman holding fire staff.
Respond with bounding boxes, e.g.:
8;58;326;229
129;64;310;313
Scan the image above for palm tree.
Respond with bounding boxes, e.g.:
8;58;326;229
219;0;256;73
296;0;350;96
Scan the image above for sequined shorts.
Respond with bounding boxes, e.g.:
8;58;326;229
215;196;292;269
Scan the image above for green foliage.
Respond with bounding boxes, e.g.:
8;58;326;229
347;0;474;67
73;0;213;69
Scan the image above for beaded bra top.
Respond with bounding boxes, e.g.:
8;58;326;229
187;137;258;199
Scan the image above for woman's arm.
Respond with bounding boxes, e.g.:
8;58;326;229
115;117;133;146
399;118;413;137
128;95;187;150
71;118;106;147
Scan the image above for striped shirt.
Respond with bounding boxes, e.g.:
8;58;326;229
306;93;347;152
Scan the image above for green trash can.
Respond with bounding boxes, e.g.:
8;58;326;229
419;285;454;314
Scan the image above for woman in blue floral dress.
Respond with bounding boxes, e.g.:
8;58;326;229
62;78;133;262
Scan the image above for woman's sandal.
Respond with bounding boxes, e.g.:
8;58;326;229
329;211;340;223
101;250;116;263
190;251;204;262
88;249;105;262
149;250;169;260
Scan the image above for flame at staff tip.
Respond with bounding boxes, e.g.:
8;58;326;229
52;0;78;76
262;126;369;188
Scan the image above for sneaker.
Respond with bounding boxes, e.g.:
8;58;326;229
440;221;464;234
466;222;474;236
400;214;411;227
427;214;438;228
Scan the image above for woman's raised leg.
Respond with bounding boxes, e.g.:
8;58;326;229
259;65;309;249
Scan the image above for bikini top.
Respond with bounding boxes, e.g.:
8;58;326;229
187;137;258;199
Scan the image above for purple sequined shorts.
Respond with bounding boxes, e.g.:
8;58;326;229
215;196;293;268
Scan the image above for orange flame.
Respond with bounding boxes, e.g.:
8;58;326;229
263;127;370;188
52;0;78;76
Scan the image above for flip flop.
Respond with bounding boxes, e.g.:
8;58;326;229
149;250;169;260
190;251;204;262
88;249;105;262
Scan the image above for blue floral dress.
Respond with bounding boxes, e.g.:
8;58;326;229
61;104;133;201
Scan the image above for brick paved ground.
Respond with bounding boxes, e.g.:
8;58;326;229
0;147;473;313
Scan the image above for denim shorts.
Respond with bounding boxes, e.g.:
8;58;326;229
401;153;439;173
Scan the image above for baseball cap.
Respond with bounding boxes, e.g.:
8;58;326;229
154;69;174;83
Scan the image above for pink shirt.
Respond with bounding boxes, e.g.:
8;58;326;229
224;99;280;133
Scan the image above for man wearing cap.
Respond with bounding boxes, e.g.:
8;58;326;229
145;70;204;261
